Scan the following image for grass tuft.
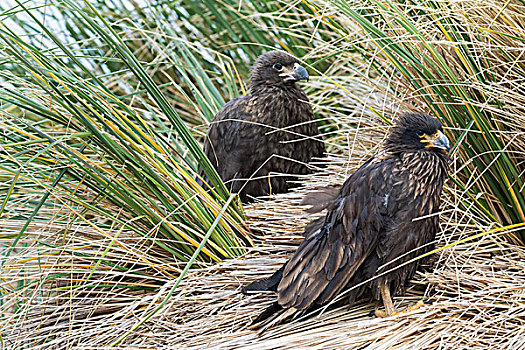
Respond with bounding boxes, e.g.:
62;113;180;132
1;0;524;348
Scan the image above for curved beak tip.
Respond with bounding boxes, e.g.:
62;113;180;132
433;132;450;151
293;65;309;82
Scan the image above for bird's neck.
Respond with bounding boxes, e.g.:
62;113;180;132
401;151;448;175
248;85;313;126
250;83;306;98
397;151;449;215
400;151;449;193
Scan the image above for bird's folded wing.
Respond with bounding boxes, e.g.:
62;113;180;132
277;159;389;311
277;216;370;310
202;98;262;183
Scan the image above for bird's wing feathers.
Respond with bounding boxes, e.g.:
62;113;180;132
277;156;394;311
202;96;262;187
300;185;341;214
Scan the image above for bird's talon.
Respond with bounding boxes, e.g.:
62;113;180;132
403;300;425;312
374;309;388;318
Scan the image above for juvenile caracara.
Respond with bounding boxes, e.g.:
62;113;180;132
198;51;325;202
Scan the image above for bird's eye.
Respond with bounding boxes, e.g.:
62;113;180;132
416;130;424;137
273;63;283;71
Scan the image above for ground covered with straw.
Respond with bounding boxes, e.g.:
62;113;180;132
124;160;525;350
2;0;525;348
168;193;525;349
3;145;525;349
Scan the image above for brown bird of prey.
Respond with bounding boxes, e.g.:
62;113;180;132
242;113;450;329
198;51;325;202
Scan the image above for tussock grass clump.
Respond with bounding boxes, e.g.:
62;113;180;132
1;0;525;348
315;0;525;238
0;1;252;345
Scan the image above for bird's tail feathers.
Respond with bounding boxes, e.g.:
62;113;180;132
241;265;285;294
248;302;298;333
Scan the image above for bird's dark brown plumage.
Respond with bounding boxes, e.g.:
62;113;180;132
198;51;325;202
243;113;450;329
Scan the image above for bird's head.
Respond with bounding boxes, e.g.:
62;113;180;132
385;113;450;154
249;51;309;91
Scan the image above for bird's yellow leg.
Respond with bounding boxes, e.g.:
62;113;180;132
374;283;394;317
375;299;426;318
391;300;425;315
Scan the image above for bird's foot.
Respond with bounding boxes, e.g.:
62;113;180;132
373;309;389;318
392;300;425;315
374;300;428;318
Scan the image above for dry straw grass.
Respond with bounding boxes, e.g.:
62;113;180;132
2;0;525;348
3;89;525;348
5;158;524;349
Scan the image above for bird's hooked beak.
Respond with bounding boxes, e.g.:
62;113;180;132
280;63;309;82
420;130;450;151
